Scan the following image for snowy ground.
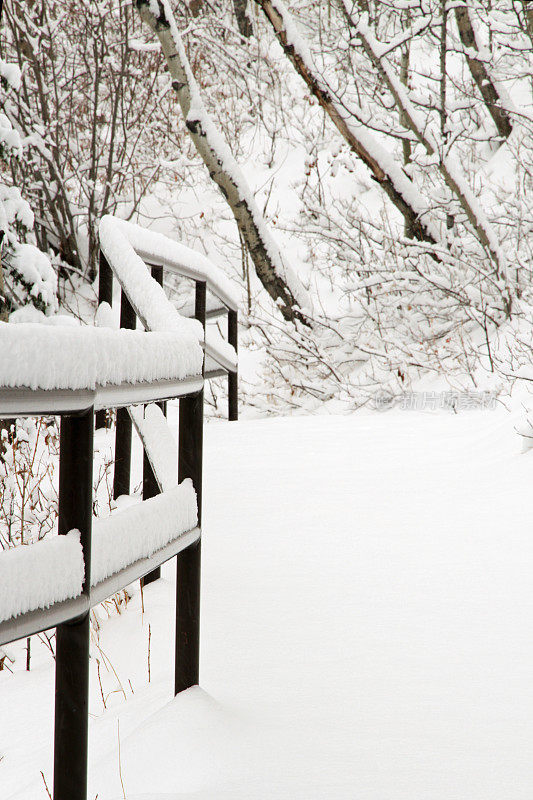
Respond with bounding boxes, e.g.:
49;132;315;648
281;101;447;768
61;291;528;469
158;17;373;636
1;409;533;799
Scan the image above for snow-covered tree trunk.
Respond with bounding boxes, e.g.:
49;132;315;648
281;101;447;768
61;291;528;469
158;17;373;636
454;4;513;142
136;0;310;327
0;232;10;454
254;0;439;247
234;0;253;38
0;233;8;323
343;5;506;280
523;1;533;41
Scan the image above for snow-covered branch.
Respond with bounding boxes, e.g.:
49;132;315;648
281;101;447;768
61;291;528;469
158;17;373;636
349;7;506;280
136;0;311;327
454;4;513;142
254;0;441;247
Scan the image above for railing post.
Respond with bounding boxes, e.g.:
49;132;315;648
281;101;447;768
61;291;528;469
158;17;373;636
150;263;163;287
98;249;113;307
54;408;94;800
175;281;205;694
96;251;113;429
228;309;238;421
141;448;161;587
113;290;136;499
175;391;203;693
141;265;166;586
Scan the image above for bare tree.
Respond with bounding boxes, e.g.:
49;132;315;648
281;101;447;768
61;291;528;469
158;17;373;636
454;3;512;142
2;0;170;279
135;0;310;326
254;0;439;248
234;0;253;37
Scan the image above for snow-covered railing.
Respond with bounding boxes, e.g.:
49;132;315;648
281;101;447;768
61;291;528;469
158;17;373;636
0;364;203;800
97;216;238;592
0;321;203;416
0;482;198;634
98;215;239;419
0;316;205;630
0;218;231;800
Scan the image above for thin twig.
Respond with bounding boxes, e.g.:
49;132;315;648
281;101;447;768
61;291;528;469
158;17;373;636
40;771;52;800
147;624;151;683
117;720;127;800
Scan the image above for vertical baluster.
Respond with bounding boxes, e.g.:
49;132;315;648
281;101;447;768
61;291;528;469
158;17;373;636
228;308;238;421
175;281;205;694
113;291;136;500
95;251;113;429
54;408;94;800
141;265;165;586
98;250;113;307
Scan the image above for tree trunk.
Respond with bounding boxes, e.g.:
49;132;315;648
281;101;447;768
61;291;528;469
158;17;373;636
523;1;533;40
254;0;438;247
234;0;253;38
454;4;513;142
135;0;309;327
0;232;14;456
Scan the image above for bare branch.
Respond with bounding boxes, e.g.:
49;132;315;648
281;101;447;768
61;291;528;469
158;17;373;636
254;0;439;247
136;0;310;327
346;6;506;277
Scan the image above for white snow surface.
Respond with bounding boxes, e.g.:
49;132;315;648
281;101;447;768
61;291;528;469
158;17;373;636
0;532;83;623
0;185;33;234
205;324;238;371
0;322;203;390
10;242;58;312
1;411;532;799
91;480;197;585
0;59;21;91
0;113;22;158
129;403;178;493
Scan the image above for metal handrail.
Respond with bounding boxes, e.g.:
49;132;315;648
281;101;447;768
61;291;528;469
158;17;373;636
0;527;200;647
143;253;237;311
0;375;204;419
98;215;239;421
0;384;203;800
0;218;236;800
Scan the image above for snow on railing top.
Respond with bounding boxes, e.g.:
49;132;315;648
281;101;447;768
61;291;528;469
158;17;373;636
0;480;197;626
99;215;238;314
0;322;203;391
99;215;238;374
91;479;197;584
99;216;203;338
0;532;84;624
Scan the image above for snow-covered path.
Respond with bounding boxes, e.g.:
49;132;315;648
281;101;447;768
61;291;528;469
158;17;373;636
2;411;533;799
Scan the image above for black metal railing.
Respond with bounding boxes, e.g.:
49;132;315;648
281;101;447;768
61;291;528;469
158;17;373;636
96;236;239;429
0;223;239;800
97;232;237;582
0;382;203;800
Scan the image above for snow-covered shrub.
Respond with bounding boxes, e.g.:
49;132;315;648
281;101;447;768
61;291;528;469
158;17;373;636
0;418;59;550
1;0;187;280
0;53;57;315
